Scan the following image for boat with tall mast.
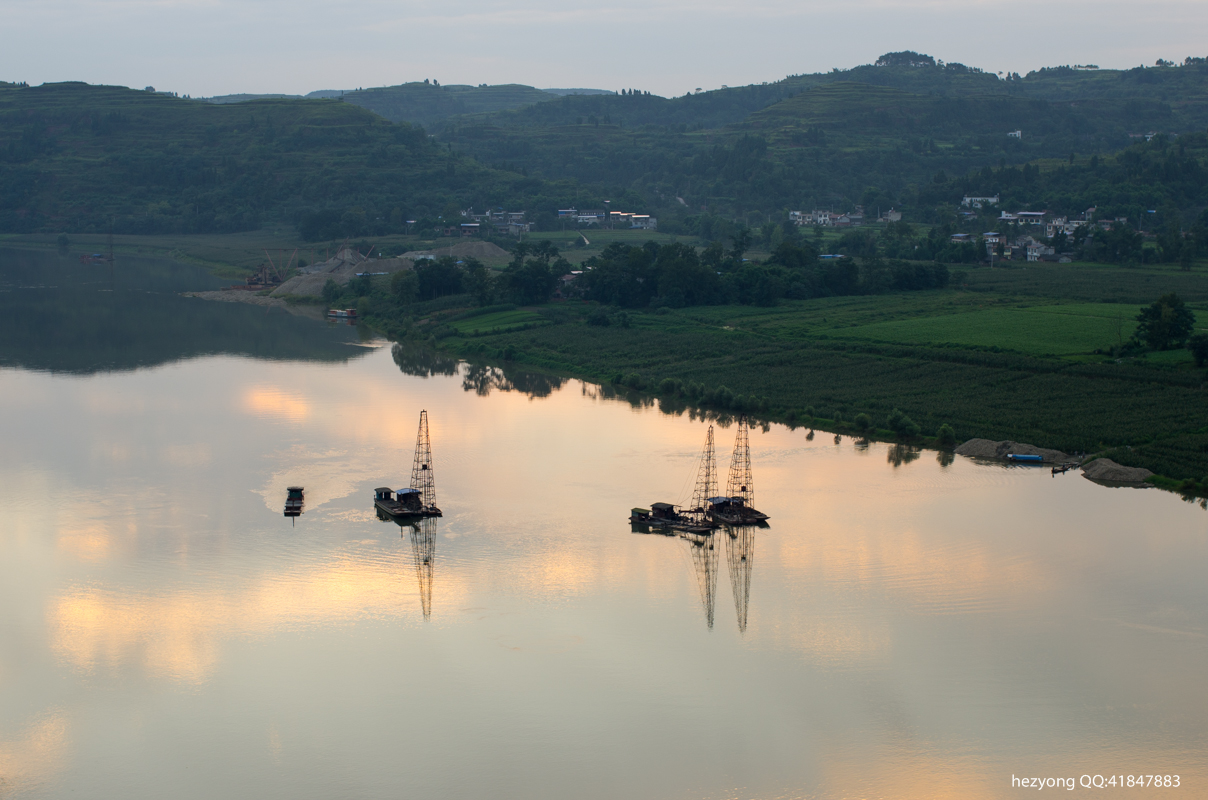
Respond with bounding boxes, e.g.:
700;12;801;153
630;425;720;534
374;410;443;519
708;414;770;525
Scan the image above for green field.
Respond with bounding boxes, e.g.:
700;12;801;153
447;309;548;334
836;303;1143;356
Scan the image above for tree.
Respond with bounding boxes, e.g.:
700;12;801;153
1135;293;1196;350
416;256;464;300
936;423;956;446
461;257;495;306
887;408;921;438
390;269;418;304
322;278;341;305
1187;333;1208;367
853;413;872;433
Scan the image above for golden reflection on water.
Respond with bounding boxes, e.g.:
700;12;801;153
51;551;472;683
2;348;1206;798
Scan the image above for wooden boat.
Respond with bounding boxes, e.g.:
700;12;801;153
283;486;304;517
630;503;714;534
707;495;769;525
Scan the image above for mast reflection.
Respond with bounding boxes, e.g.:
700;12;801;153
377;509;438;620
725;526;755;634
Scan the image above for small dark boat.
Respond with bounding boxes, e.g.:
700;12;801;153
284;486;304;518
706;495;769;525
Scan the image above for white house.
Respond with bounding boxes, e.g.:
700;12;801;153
961;195;999;209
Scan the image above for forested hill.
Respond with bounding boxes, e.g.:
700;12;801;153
0;82;557;235
432;56;1208;228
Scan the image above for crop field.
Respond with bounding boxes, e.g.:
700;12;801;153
447;308;547;334
835;303;1143;357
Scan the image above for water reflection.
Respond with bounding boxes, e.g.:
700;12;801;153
683;531;719;630
725;527;755;634
0;247;367;372
887;443;921;467
377;511;438;620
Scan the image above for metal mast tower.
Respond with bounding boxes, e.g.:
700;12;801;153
726;527;755;633
411;410;436;509
409;517;436;620
685;532;719;630
726;414;754;508
690;425;717;522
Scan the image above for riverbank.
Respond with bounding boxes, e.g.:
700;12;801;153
325;258;1208;490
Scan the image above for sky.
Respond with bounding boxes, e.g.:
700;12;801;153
4;0;1208;97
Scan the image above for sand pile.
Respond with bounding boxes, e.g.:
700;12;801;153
272;250;411;298
1081;458;1153;483
954;438;1068;463
402;241;511;262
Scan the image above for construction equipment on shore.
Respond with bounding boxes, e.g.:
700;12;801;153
246;248;298;287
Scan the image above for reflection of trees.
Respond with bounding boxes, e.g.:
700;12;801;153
391;341;459;378
937;450;955;468
726;526;755;633
460;362;566;398
888;443;921;467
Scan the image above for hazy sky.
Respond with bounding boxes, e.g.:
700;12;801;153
5;0;1207;96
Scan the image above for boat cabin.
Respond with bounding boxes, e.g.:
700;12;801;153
708;495;746;514
650;502;677;520
374;487;394;502
287;486;304;500
396;487;423;511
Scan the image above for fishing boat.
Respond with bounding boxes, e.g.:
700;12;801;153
708;415;770;525
373;410;443;519
283;486;304;518
327;308;358;318
1006;453;1044;463
630;426;720;534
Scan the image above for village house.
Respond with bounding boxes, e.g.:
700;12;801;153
961;194;999;209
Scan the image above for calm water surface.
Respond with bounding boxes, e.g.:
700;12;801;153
1;249;1206;799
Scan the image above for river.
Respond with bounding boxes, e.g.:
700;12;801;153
1;248;1205;798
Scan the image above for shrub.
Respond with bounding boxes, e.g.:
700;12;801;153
658;378;679;394
622;372;644;389
853;413;872;433
587;307;611;327
936;423;956;446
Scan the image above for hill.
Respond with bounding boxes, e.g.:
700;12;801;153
431;58;1208;227
0;82;558;236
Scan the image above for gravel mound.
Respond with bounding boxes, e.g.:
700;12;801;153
1081;458;1154;483
954;438;1068;463
401;241;510;262
272;249;410;298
